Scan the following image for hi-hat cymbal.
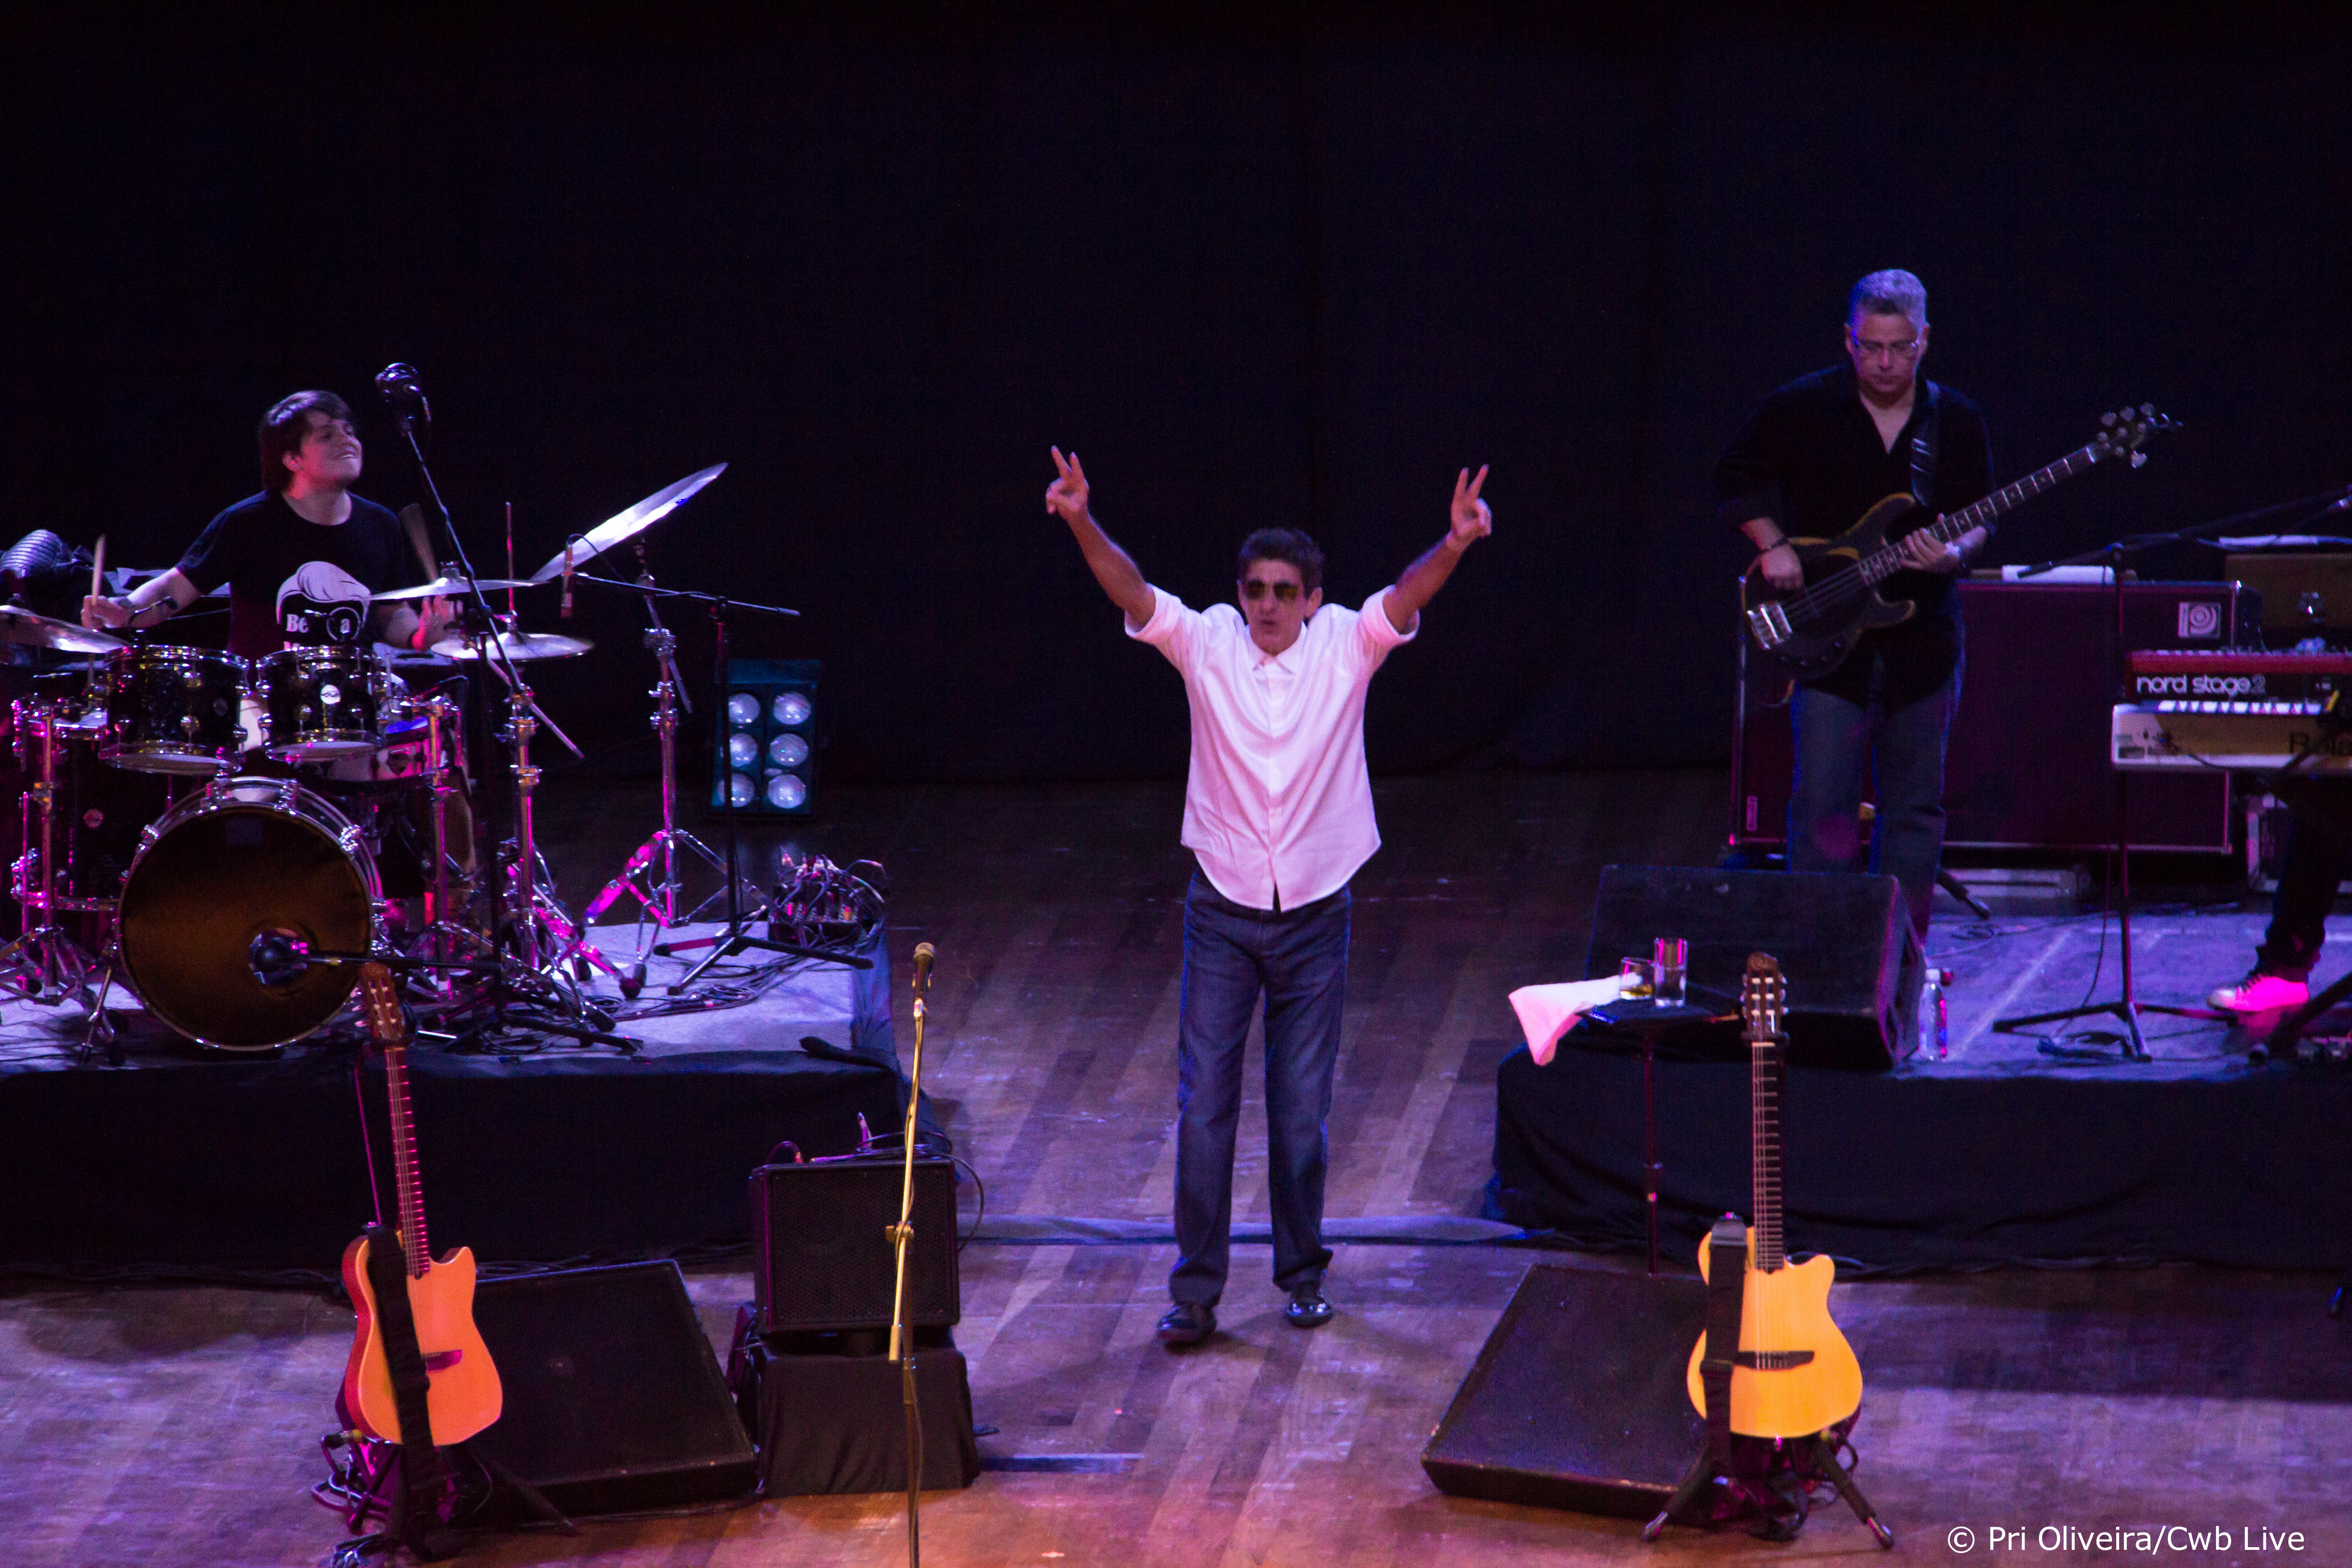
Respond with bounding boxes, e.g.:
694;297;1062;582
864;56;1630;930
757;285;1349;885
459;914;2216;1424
0;605;125;655
528;462;726;583
429;630;593;663
373;574;535;602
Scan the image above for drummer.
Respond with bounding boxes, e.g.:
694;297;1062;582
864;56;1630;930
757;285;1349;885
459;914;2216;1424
80;391;450;654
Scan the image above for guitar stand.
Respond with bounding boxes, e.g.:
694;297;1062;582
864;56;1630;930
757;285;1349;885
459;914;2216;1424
1642;1216;1894;1549
328;1437;577;1565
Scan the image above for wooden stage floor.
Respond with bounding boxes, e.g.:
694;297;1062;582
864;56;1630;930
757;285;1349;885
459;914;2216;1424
5;767;2350;1565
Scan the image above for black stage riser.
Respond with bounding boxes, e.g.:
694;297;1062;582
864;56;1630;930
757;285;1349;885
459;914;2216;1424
0;1049;900;1272
1422;1264;1705;1518
1585;865;1918;1071
1492;1044;2352;1273
742;1341;983;1497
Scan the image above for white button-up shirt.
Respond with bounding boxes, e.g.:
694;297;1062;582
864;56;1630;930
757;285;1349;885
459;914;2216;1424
1130;583;1415;911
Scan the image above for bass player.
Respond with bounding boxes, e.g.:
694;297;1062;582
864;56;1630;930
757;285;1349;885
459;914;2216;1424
1715;268;1995;944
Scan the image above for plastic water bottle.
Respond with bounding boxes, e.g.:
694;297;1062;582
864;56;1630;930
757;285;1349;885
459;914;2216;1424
1917;968;1952;1059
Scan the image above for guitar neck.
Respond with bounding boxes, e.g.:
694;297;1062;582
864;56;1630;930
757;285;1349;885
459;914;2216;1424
1750;1031;1785;1271
382;1038;431;1279
1856;441;2103;585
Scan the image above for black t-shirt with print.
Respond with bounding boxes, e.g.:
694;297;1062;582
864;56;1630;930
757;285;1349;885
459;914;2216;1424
176;490;419;658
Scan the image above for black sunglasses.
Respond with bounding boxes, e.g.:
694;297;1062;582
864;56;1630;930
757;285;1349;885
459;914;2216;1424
1240;579;1303;602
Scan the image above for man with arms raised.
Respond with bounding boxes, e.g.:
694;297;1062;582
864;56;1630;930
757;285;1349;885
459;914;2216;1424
1716;269;1994;943
82;391;446;654
1046;446;1490;1346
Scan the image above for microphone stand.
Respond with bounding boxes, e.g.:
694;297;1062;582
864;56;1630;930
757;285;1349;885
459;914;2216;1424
379;389;640;1053
1995;483;2352;1059
887;943;938;1567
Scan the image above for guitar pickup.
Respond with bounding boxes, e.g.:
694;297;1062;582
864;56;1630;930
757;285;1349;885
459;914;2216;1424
1733;1349;1814;1370
1748;603;1793;649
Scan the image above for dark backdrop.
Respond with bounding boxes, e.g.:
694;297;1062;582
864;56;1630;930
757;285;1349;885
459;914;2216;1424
5;6;2347;785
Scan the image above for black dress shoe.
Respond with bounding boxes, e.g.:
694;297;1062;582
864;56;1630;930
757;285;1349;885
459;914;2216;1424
1284;1286;1334;1329
1157;1301;1216;1346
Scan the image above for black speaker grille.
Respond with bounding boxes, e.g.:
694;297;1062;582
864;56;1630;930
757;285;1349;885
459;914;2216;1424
752;1158;960;1333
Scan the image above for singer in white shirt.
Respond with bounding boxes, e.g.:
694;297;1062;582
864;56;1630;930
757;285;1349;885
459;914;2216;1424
1045;447;1491;1346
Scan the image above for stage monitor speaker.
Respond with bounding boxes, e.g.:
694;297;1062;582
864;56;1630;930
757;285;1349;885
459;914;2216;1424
1422;1263;1705;1518
752;1157;960;1334
1584;864;1917;1070
468;1262;759;1519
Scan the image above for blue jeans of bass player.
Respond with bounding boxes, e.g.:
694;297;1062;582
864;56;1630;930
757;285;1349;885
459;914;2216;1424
1787;650;1962;943
1169;872;1350;1308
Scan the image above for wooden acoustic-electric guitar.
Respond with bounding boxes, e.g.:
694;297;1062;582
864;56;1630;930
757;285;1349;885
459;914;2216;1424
340;963;502;1446
1685;952;1862;1439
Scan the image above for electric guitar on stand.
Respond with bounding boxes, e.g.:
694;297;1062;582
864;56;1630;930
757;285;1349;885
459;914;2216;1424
340;963;502;1448
1685;952;1863;1440
1742;404;2176;691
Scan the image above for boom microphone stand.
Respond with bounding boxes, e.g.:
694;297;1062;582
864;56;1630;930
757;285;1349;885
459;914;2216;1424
888;941;938;1566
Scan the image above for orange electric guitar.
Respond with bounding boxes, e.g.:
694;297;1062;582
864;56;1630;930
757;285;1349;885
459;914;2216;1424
340;963;502;1446
1684;952;1863;1438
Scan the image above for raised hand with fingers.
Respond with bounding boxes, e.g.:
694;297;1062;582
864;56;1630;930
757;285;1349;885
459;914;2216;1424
1449;465;1493;549
1047;447;1092;527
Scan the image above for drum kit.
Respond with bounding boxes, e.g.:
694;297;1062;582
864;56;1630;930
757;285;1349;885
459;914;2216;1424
0;461;788;1061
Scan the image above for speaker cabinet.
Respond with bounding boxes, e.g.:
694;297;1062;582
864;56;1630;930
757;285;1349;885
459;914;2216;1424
1732;579;2241;853
752;1158;960;1334
469;1262;759;1519
1584;865;1917;1070
1423;1264;1705;1518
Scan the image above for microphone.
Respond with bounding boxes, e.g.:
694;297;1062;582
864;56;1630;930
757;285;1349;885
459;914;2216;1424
910;941;936;993
249;930;310;987
373;362;431;424
561;541;575;618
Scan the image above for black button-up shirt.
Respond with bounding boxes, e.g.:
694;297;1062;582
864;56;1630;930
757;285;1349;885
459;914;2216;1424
1713;363;1994;701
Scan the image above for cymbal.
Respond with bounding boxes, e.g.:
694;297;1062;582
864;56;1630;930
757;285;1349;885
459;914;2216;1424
373;574;535;602
528;462;726;583
429;630;593;663
0;605;126;655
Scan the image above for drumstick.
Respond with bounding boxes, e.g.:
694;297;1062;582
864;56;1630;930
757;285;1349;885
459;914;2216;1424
90;535;106;606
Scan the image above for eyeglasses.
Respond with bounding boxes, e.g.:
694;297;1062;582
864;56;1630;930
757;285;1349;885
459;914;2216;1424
1848;333;1924;361
1241;579;1302;602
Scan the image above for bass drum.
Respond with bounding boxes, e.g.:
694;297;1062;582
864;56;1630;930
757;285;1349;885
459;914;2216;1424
118;777;380;1049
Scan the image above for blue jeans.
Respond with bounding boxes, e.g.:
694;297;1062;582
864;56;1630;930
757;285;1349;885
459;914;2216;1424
1170;872;1350;1306
1788;652;1962;941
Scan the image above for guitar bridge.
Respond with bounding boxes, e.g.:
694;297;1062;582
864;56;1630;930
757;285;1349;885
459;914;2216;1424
1748;602;1793;649
1733;1349;1815;1370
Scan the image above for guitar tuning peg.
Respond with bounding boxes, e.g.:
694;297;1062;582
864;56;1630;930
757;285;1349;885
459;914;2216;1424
2102;411;2118;427
2130;451;2147;468
2140;402;2154;416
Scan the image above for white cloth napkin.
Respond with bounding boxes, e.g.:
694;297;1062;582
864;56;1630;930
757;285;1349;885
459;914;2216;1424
1508;975;1635;1065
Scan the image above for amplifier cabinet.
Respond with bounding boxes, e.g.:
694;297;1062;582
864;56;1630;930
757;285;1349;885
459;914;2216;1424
751;1156;961;1335
1731;580;2240;854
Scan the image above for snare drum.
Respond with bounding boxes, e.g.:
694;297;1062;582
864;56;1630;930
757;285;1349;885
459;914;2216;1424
256;645;387;762
101;645;249;774
118;775;380;1049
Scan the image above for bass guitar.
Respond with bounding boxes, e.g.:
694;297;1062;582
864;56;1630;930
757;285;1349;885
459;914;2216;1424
1684;952;1862;1439
1743;403;2176;686
340;963;502;1446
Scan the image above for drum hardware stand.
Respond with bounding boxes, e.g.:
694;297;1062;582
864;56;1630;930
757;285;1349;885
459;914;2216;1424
579;571;730;994
0;700;104;1009
373;370;633;1054
546;569;837;985
1997;480;2343;1060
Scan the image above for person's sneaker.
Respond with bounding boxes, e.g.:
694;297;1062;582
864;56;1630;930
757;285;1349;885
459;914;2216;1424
1156;1301;1215;1346
2207;971;2309;1012
1283;1285;1334;1329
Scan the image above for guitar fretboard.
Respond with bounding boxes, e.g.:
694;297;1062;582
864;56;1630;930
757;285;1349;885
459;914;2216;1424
1750;1034;1784;1272
1853;444;2104;588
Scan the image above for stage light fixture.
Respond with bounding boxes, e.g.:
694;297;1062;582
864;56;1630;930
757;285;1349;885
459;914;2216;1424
710;658;819;815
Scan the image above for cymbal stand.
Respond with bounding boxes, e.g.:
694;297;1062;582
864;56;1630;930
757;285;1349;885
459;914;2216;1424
377;382;635;1052
399;694;496;1004
0;699;103;1009
580;565;729;983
